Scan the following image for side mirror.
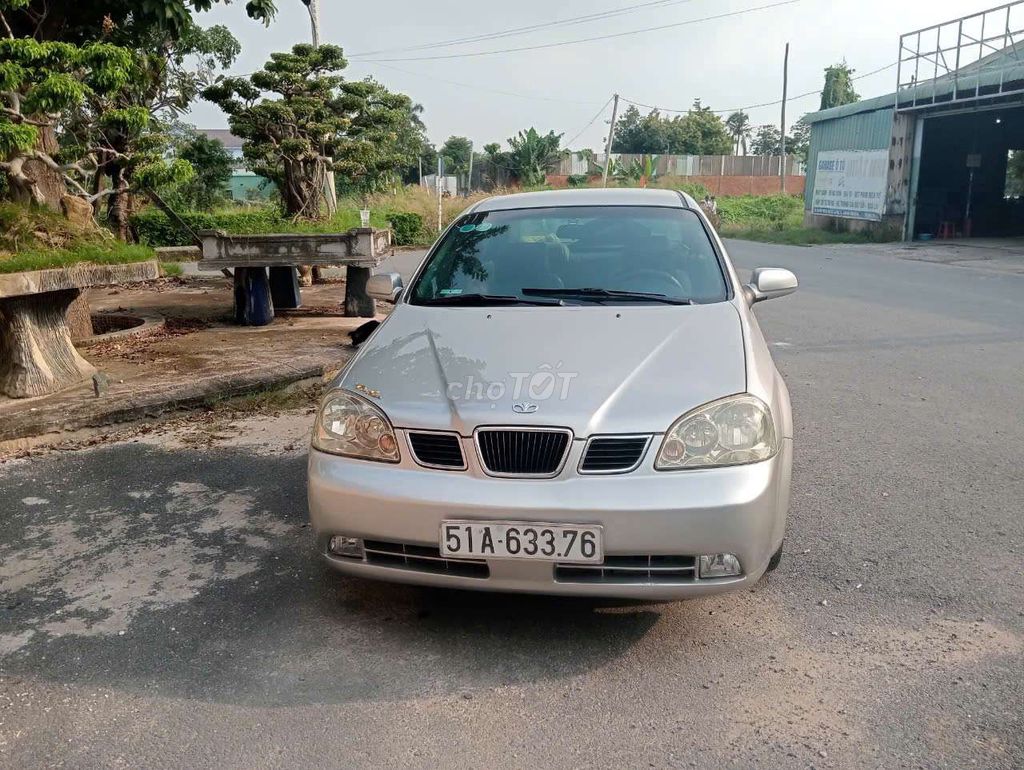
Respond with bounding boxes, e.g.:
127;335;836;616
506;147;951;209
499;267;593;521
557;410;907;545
745;267;798;304
366;271;404;302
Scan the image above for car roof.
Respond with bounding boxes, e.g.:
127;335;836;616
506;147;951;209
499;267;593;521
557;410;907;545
470;187;696;213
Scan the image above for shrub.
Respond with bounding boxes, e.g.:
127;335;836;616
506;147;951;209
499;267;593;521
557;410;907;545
131;208;285;247
386;211;424;246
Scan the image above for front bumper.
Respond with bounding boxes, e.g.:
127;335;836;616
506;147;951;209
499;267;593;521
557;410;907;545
307;438;792;600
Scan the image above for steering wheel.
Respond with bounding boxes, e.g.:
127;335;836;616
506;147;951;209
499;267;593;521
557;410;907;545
611;269;686;295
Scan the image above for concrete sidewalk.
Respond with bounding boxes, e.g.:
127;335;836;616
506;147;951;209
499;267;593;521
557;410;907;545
0;274;382;449
861;237;1024;275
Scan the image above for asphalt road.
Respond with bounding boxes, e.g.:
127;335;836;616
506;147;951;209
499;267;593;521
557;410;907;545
2;240;1022;768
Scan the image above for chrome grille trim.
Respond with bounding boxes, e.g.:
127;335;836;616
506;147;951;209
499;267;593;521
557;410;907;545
363;540;489;579
407;430;467;470
555;555;697;585
578;435;653;474
473;426;573;478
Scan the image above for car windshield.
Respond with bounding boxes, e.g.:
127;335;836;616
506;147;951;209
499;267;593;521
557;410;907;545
409;205;729;305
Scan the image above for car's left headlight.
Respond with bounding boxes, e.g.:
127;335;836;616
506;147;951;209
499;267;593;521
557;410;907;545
312;390;400;462
655;394;777;470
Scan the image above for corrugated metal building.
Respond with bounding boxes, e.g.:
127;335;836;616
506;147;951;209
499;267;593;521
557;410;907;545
803;2;1024;240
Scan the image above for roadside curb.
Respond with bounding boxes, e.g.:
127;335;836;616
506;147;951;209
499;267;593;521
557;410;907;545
0;360;332;450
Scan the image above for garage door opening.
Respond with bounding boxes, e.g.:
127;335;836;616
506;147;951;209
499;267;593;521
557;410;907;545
914;105;1024;239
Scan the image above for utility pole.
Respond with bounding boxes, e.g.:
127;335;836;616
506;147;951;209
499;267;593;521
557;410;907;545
418;156;423;187
306;0;321;47
602;93;620;188
780;42;789;194
437;156;444;233
304;0;337;214
466;141;474;197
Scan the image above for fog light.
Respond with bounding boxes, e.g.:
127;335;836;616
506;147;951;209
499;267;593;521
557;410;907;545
699;553;742;579
329;536;364;559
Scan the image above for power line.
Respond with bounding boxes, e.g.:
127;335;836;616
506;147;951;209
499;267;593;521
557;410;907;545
350;0;699;58
620;61;898;117
361;61;604;106
352;0;802;63
564;96;615;148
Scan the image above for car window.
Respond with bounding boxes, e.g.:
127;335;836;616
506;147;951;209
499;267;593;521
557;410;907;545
409;205;729;305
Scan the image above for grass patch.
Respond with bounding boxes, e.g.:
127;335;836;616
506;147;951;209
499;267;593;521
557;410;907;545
0;242;155;275
0;202;155;274
160;262;184;277
207;380;323;415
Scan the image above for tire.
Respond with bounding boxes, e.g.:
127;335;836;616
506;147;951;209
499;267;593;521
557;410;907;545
766;541;784;572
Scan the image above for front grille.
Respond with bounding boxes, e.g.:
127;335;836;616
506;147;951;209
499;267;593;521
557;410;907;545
364;540;489;579
555;555;697;585
408;431;465;469
580;436;651;473
476;428;571;477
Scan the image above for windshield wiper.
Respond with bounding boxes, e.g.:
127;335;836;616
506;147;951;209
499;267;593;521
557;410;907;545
521;287;694;305
423;293;562;307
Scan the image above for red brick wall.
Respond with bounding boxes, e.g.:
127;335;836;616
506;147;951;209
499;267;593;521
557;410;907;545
544;175;805;196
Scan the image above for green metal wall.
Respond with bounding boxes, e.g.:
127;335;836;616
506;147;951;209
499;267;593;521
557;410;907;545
804;108;895;208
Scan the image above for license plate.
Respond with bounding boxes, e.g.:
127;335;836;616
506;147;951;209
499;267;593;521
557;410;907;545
440;521;603;564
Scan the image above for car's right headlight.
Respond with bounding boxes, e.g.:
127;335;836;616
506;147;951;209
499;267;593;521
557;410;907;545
655;394;777;470
312;390;400;462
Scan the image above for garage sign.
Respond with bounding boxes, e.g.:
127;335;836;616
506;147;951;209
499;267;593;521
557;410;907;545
811;150;889;221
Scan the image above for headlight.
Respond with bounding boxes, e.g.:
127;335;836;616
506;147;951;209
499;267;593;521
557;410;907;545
655;394;777;470
312;390;400;462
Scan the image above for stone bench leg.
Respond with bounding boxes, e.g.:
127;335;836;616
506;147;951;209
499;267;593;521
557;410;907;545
344;266;375;318
0;289;97;398
233;267;275;326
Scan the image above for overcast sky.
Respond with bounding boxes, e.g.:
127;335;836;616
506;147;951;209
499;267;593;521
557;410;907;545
188;0;994;150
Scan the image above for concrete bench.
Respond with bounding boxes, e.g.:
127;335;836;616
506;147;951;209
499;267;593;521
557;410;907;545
0;260;160;398
197;228;391;324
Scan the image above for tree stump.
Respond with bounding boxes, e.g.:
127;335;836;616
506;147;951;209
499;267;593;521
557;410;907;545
344;266;375;318
0;289;97;398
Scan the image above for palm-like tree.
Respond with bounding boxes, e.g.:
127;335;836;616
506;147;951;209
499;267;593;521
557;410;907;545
725;111;752;156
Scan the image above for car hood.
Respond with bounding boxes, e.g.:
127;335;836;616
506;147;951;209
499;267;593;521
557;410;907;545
338;303;747;436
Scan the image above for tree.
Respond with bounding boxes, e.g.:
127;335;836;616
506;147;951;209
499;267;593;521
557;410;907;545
203;44;418;218
750;125;782;156
0;37;141;208
725;111;752;155
788;118;811;163
506;128;562;187
440;136;473;176
1007;150;1024;198
1;1;276;44
820;62;859;110
612;101;732;155
168;129;233;210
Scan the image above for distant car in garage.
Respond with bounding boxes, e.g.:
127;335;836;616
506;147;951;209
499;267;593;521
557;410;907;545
307;188;797;599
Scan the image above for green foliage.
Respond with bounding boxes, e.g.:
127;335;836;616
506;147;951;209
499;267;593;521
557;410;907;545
131;208;285;246
725;111;752;155
202;44;420;217
0;242;154;274
166;131;233;210
130;206;394;246
386;211;424;246
750;125;782;156
0;122;37;157
439;136;473;176
718;195;803;230
1;1;275;44
1006;150;1024;197
612;101;732;155
506;128;563;187
567;174;589;187
820;63;859;111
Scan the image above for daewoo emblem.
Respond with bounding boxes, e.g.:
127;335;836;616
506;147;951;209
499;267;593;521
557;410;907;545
513;402;539;414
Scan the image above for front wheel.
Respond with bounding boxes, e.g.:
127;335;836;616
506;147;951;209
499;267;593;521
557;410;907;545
766;541;784;572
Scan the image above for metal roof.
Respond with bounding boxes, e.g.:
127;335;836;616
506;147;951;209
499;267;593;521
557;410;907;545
473;188;689;212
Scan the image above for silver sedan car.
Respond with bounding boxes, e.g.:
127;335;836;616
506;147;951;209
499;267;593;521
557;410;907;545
308;188;797;599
